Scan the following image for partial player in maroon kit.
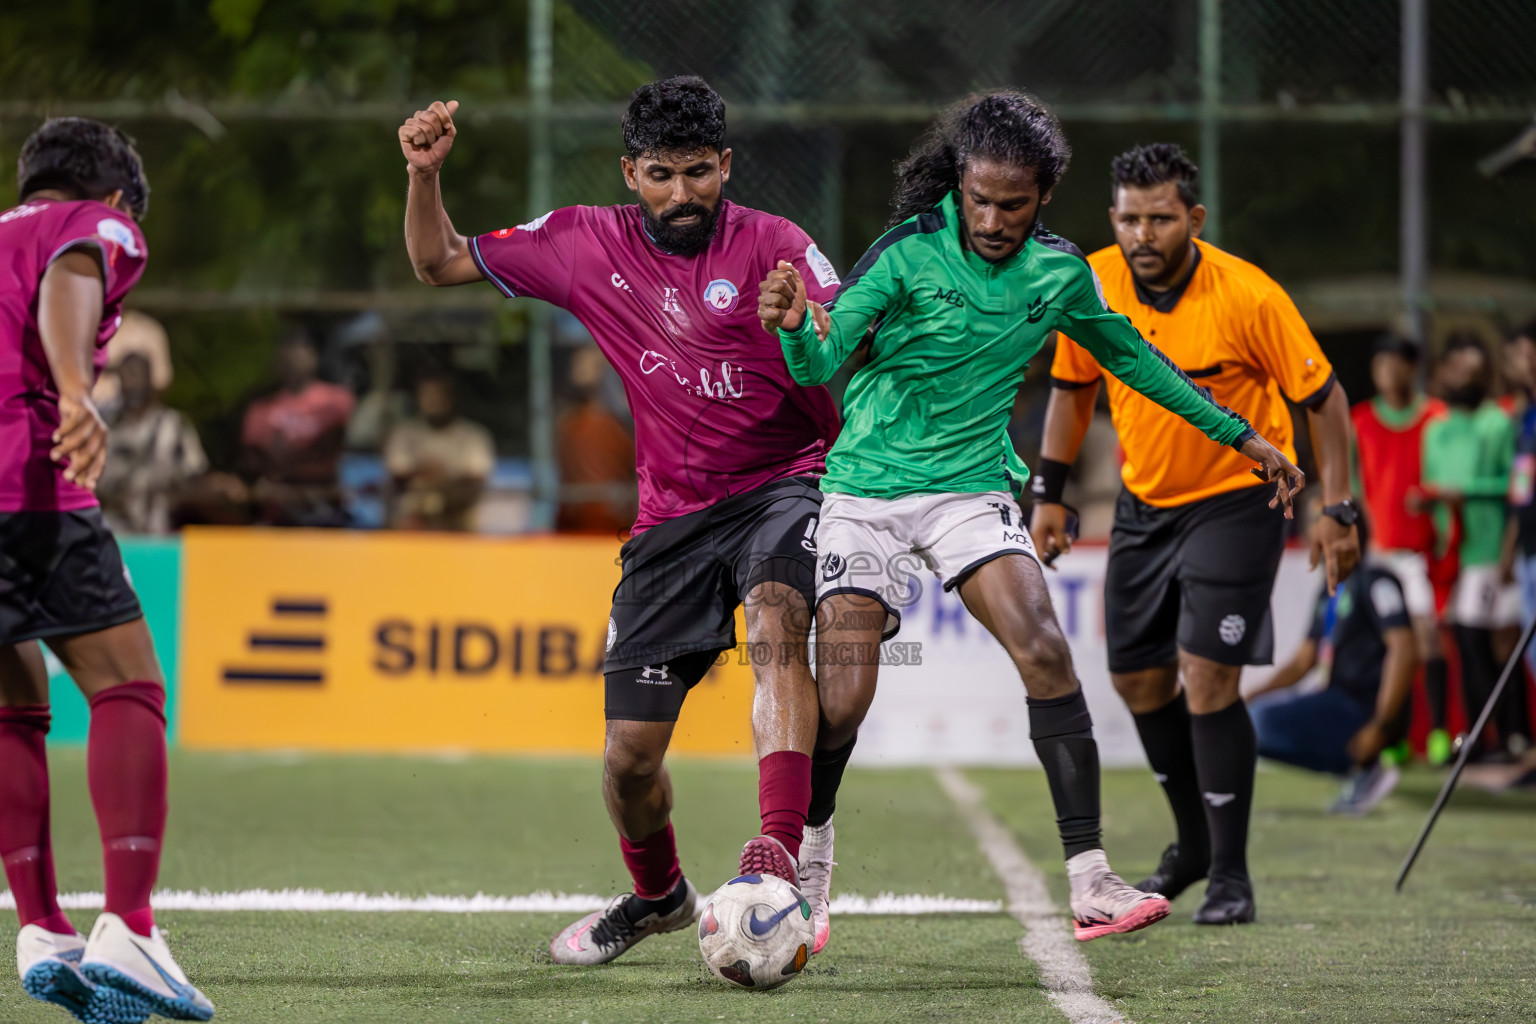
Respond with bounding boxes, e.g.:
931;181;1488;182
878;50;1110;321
0;119;213;1021
399;77;841;965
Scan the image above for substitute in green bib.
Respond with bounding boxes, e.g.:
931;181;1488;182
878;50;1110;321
757;91;1304;953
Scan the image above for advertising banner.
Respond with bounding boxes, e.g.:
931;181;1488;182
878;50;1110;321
853;545;1320;767
178;529;756;755
178;529;1321;764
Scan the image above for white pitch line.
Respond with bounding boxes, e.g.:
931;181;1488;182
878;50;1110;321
935;766;1130;1024
0;889;1000;916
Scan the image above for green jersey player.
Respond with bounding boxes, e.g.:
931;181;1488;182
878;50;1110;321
756;92;1303;951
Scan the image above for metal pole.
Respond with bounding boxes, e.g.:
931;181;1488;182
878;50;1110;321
1401;0;1429;344
526;0;556;529
1397;611;1536;891
1199;0;1222;246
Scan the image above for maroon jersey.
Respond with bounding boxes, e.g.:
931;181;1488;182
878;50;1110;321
471;201;841;532
0;199;147;512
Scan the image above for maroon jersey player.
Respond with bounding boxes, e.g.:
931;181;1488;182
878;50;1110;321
400;77;840;967
0;119;212;1021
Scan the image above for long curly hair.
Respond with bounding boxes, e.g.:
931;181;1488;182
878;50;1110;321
889;91;1069;226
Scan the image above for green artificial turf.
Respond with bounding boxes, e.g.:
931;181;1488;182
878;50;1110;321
1;753;1532;1023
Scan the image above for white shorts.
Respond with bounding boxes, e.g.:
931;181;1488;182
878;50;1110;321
1451;564;1523;629
815;490;1040;639
1373;549;1436;620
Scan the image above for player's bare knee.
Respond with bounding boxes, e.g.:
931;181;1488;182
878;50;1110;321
1179;655;1242;713
603;722;670;782
1111;666;1179;714
1008;630;1076;697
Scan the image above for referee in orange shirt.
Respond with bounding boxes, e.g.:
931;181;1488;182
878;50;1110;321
1031;144;1360;925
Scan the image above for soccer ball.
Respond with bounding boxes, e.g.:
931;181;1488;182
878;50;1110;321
697;873;815;990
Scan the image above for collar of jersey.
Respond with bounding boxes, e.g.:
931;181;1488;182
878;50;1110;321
941;192;1030;275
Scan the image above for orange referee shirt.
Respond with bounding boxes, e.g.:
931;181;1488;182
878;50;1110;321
1051;238;1334;508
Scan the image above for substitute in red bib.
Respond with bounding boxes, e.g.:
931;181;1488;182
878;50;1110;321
1032;144;1359;926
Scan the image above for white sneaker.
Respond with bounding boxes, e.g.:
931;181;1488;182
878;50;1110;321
19;925;92;1020
80;913;213;1021
549;879;699;966
797;819;835;954
1067;849;1171;942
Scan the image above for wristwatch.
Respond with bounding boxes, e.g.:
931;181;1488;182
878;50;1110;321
1322;499;1360;527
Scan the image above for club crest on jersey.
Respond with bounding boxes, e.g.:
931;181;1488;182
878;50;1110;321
96;218;140;258
806;243;840;288
703;279;739;315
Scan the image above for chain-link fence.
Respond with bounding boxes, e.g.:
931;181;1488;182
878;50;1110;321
2;0;1534;527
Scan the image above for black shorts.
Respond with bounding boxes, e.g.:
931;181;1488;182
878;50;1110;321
604;476;821;722
1105;484;1286;673
0;508;143;646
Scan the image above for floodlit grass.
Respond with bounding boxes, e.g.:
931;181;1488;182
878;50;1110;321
0;752;1531;1022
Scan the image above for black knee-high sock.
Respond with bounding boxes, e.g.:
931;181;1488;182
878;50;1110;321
1027;689;1102;859
1190;701;1256;882
1455;625;1499;755
1499;672;1532;748
806;735;857;828
1423;655;1449;730
1132;691;1209;863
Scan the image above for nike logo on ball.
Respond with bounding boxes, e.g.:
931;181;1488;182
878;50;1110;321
747;903;801;937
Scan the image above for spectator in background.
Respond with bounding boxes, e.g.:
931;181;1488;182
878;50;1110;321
241;328;354;527
1419;334;1523;759
1498;322;1536;740
556;344;636;534
1247;515;1416;815
96;353;208;535
384;371;494;531
1350;333;1451;763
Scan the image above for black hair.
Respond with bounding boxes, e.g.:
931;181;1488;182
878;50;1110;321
1110;143;1200;208
1372;331;1421;363
889;91;1070;226
1443;331;1488;359
1510;319;1536;344
18;117;149;219
621;76;726;159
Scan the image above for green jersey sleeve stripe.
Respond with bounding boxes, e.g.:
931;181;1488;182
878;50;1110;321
829;208;946;308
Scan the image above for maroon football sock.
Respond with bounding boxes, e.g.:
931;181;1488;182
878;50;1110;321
620;822;682;901
87;682;168;938
757;750;812;860
0;705;71;933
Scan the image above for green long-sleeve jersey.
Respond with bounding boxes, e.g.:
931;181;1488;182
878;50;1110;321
779;191;1255;498
1422;402;1513;567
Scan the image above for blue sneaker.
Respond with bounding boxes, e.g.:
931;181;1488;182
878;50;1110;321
80;913;213;1021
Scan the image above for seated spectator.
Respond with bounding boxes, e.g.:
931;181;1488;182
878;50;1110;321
241;329;355;527
556;344;636;534
1246;518;1418;815
96;353;208;535
384;372;494;531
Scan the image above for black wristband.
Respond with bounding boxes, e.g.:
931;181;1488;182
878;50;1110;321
1029;458;1072;505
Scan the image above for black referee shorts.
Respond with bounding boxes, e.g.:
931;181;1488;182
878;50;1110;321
604;476;821;722
1104;484;1286;674
0;508;143;646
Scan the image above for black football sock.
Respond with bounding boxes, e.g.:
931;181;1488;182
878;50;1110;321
1190;700;1256;883
1132;691;1210;864
623;875;689;922
1497;660;1532;750
1454;625;1498;756
1423;655;1449;730
1027;689;1102;859
806;734;857;828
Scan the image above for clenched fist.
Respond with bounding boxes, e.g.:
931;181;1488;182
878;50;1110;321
758;261;829;339
399;100;460;174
